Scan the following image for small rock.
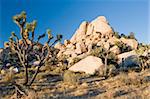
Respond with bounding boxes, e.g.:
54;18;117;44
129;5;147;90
73;89;88;96
80;82;88;88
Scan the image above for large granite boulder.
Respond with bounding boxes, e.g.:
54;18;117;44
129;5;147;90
117;51;139;67
110;45;120;55
70;16;113;44
69;56;104;75
90;16;113;36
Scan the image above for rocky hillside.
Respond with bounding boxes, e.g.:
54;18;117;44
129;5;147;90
55;16;138;60
0;15;150;99
54;16;149;75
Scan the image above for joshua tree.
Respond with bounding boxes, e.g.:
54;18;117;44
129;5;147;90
91;44;118;77
5;11;62;97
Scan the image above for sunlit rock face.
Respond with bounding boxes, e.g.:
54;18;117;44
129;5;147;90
90;16;113;35
70;21;88;43
117;50;139;67
70;16;113;44
55;16;139;68
69;56;104;75
64;16;114;56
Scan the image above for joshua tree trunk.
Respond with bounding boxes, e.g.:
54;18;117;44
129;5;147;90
24;66;28;85
28;65;41;86
104;52;108;76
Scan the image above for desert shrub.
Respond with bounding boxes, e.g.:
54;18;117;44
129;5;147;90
115;41;132;53
120;33;128;39
70;57;81;66
90;46;104;57
127;32;136;40
113;32;120;39
119;72;142;86
2;69;15;82
15;72;24;78
118;72;131;85
63;70;78;84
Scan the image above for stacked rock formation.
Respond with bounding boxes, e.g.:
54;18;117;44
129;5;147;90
55;16;138;60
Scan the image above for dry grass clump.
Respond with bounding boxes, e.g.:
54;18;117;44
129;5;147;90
1;69;15;83
117;71;143;86
52;64;68;74
63;70;79;84
40;65;52;72
15;72;24;78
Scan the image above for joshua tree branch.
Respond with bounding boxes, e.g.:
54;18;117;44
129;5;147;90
28;44;50;86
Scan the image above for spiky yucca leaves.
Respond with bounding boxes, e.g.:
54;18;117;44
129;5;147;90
7;11;62;87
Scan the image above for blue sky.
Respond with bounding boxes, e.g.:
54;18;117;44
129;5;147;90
0;0;149;48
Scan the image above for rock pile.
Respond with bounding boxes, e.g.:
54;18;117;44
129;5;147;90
59;17;138;56
54;16;140;74
55;16;137;58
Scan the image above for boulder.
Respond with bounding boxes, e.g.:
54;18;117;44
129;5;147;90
87;43;93;53
107;36;120;45
66;43;75;50
54;42;64;50
63;50;76;56
104;42;110;50
70;21;88;43
86;23;94;35
110;45;120;55
64;39;71;46
120;37;138;49
117;51;139;67
91;16;113;35
69;56;104;75
70;16;113;44
75;42;87;54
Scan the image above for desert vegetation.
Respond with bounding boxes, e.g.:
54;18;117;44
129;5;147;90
0;12;150;99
